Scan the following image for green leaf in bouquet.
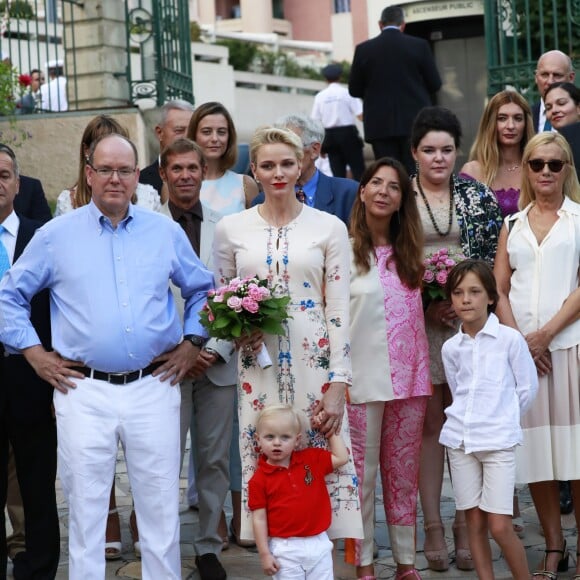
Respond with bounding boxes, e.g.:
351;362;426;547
213;316;231;329
230;321;243;338
260;318;286;335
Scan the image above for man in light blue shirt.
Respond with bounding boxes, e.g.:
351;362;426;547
0;134;214;580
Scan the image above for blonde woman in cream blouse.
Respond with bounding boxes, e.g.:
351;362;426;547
494;132;580;580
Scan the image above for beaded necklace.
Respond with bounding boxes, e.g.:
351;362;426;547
416;172;454;237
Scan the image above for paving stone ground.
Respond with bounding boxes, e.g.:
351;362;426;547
6;441;579;579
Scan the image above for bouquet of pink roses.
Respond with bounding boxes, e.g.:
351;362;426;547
199;276;291;368
422;248;465;300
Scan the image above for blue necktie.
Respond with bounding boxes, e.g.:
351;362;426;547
543;118;552;131
0;225;11;279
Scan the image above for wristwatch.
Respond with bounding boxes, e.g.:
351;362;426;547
183;334;207;348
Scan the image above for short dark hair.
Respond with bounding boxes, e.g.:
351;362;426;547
445;259;499;313
411;106;463;149
544;81;580;105
160;138;206;169
0;142;19;177
380;5;404;26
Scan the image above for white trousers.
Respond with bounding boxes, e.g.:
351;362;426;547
269;531;334;579
54;374;181;580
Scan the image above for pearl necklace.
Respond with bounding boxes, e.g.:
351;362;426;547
416;172;454;237
504;164;520;172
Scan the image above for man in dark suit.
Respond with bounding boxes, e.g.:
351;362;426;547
0;144;59;579
15;69;44;116
349;4;441;173
13;175;51;224
139;99;194;199
560;123;580;176
252;114;357;225
532;50;575;132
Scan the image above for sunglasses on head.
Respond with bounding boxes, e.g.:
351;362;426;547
527;159;566;173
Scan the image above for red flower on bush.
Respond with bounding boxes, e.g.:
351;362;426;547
318;337;329;348
18;74;31;87
242;382;252;394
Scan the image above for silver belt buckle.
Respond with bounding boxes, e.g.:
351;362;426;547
110;371;129;384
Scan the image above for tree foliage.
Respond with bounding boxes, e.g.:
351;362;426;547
216;38;324;80
0;0;35;20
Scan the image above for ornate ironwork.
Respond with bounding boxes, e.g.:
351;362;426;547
125;0;193;107
485;0;580;99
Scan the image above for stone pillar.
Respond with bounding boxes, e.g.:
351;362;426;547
65;0;129;109
196;0;216;25
240;0;273;33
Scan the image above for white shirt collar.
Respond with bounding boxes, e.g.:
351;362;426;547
1;210;19;238
458;312;499;342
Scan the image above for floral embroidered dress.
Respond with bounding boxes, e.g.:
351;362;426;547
415;175;503;384
213;204;363;541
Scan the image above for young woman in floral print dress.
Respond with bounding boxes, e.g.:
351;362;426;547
213;126;363;543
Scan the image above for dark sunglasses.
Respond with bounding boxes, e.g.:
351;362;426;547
527;159;566;173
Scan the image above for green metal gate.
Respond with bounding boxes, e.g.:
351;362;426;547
125;0;194;107
485;0;580;98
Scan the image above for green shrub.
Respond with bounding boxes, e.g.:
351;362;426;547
0;0;35;20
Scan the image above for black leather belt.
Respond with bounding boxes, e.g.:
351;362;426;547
73;361;162;385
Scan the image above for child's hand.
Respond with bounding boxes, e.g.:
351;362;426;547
311;410;325;428
260;552;280;576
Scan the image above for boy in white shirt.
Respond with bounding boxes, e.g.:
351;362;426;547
440;259;538;580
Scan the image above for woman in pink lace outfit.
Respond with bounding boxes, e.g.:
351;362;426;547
348;158;431;580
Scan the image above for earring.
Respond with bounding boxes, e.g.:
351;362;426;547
414;160;420;176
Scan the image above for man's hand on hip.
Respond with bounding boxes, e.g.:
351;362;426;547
153;341;200;386
23;345;84;393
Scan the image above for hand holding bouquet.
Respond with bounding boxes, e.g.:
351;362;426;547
423;248;465;300
199;276;291;368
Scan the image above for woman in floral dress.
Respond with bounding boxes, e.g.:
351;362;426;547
411;106;503;572
213;126;363;542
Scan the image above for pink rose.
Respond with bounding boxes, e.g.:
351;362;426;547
241;296;259;313
248;285;264;301
423;269;435;283
435;270;448;285
445;258;456;267
228;278;242;292
226;296;243;312
207;289;216;298
208;311;215;322
212;293;224;303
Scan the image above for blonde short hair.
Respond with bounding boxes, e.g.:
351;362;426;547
255;404;309;449
249;126;304;166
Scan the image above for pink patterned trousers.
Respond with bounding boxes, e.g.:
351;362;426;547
347;397;427;566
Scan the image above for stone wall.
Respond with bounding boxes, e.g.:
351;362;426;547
2;108;147;201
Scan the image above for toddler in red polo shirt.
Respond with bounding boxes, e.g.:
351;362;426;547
248;404;348;579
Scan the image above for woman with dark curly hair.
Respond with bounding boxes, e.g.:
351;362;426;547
411;106;503;572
